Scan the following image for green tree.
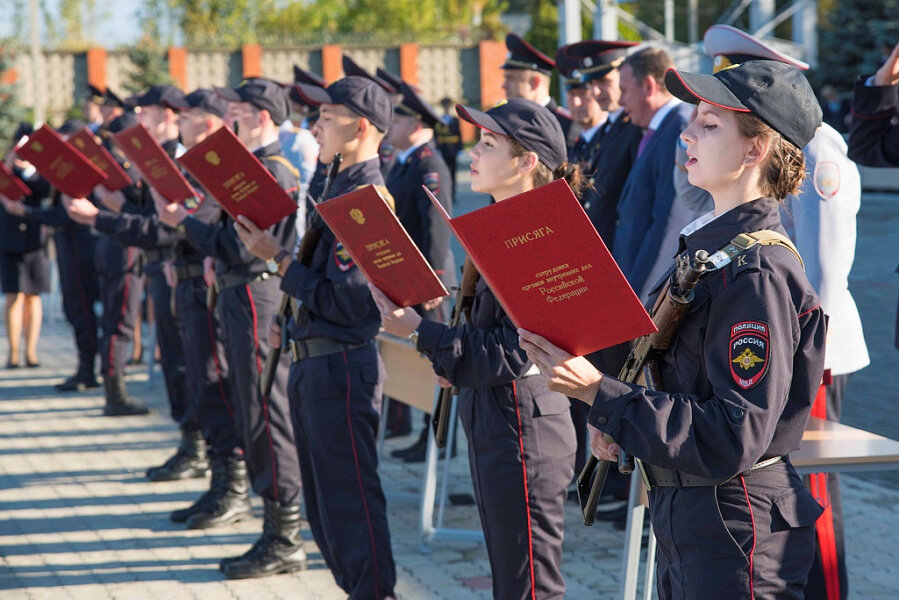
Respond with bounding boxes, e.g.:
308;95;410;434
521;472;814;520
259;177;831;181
257;0;507;44
0;42;26;151
817;0;899;90
123;34;171;94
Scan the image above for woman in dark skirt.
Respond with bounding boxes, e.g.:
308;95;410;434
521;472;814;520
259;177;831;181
0;143;52;368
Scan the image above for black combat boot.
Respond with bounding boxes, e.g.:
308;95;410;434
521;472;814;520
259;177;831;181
220;499;307;579
185;456;252;529
55;356;101;392
170;457;224;523
146;428;209;481
103;375;150;416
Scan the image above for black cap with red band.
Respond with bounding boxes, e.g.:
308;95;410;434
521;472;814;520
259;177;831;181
664;60;822;149
457;98;567;171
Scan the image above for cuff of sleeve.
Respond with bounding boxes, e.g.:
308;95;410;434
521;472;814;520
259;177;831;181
854;77;899;115
586;375;639;435
280;260;309;296
93;210;119;233
414;318;447;355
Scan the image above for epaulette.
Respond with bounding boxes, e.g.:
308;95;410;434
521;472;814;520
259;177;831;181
263;155;300;180
356;184;396;212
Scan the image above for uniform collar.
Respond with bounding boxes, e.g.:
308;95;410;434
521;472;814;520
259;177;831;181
331;157;383;197
680;197;784;255
396;140;426;164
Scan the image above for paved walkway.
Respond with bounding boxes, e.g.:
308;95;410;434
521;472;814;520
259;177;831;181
0;320;898;599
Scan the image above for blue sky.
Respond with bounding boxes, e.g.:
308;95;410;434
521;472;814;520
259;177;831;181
2;0;144;48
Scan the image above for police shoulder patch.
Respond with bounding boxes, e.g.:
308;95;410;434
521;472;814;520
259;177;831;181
423;171;441;193
333;241;355;272
729;321;769;390
813;160;840;200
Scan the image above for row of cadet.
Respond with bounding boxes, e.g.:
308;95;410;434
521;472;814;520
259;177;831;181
0;23;879;600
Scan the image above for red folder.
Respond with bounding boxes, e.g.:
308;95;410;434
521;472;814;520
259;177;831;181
14;125;108;197
316;185;448;307
113;124;196;203
178;126;297;230
425;179;656;356
70;128;133;191
0;163;31;201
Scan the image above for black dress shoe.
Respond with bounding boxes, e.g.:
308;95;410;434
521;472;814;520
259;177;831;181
55;373;101;392
5;360;19;369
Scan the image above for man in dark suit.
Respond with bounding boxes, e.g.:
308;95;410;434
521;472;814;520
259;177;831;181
613;47;698;300
384;81;457;460
559;40;642;246
501;33;580;152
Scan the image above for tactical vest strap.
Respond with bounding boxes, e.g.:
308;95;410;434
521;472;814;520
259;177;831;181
718;229;804;271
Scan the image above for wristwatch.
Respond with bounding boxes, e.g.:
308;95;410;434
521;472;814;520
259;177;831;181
266;249;290;274
409;327;420;347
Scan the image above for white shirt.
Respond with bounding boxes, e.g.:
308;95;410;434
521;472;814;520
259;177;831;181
647;97;682;131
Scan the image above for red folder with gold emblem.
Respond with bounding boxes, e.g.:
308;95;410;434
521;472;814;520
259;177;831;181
113;124;196;203
177;126;297;230
70;128;133;191
14;125;108;197
316;185;448;307
0;163;32;201
424;179;656;356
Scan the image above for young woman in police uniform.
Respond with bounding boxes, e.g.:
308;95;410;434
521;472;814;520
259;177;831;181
519;61;828;599
370;98;582;600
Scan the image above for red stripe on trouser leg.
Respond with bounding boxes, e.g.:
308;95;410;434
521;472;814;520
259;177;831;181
809;382;841;600
245;284;279;503
811;383;827;419
342;350;380;599
811;473;841;600
510;381;537;600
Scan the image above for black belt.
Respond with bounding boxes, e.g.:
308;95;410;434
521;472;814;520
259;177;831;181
640;456;782;488
288;338;371;362
215;271;272;292
175;263;205;282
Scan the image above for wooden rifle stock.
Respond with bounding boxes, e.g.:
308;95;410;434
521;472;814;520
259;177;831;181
578;249;710;525
259;154;342;398
431;257;479;448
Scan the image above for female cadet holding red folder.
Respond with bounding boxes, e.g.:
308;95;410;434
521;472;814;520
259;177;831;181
369;98;582;600
519;61;828;599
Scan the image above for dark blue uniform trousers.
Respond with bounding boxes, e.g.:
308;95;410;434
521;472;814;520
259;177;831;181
146;266;195;429
460;379;575;600
219;277;300;505
651;460;820;600
287;345;396;600
95;241;141;379
54;229;98;367
175;275;239;459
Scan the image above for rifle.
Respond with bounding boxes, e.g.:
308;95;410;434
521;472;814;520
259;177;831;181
259;153;342;397
577;248;711;525
431;257;479;448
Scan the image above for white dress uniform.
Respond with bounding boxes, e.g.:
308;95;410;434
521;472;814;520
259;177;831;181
781;123;870;376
